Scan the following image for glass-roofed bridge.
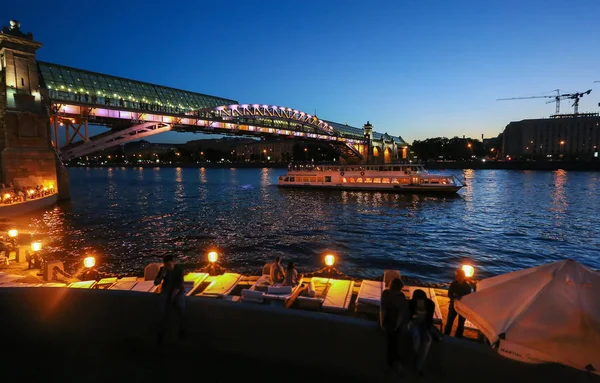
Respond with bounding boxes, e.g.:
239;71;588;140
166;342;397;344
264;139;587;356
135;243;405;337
38;62;407;163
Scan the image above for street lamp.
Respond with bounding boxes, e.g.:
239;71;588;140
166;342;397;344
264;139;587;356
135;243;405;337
462;264;475;278
324;254;335;267
207;251;221;276
31;241;42;252
84;256;96;268
8;229;18;238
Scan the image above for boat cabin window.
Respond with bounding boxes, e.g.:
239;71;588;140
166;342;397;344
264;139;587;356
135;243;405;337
310;177;317;182
289;177;295;182
382;178;390;184
317;177;324;182
373;178;381;184
325;176;331;182
364;178;373;183
348;177;356;183
303;177;310;182
391;178;399;184
356;177;363;183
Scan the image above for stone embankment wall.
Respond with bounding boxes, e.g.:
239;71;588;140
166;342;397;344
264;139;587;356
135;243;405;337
0;288;596;382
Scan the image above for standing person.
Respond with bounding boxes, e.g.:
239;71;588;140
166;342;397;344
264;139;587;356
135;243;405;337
154;255;186;346
270;256;285;284
408;289;435;376
444;268;472;338
380;278;409;376
282;261;298;286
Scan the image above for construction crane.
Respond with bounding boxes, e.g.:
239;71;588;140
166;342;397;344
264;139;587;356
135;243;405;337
497;89;592;115
497;89;563;114
561;89;592;114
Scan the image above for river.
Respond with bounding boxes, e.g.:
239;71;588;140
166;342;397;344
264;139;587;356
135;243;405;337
3;167;599;284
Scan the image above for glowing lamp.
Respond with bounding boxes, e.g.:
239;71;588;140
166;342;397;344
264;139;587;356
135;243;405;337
49;183;55;189
8;229;18;238
324;254;335;267
462;264;475;278
31;242;42;252
4;193;11;200
208;251;218;263
43;187;48;191
27;189;34;195
83;256;96;268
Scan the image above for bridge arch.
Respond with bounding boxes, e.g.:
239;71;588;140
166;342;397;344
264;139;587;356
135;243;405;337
195;104;337;137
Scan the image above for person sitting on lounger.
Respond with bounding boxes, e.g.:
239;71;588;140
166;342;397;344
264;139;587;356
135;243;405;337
380;278;409;376
270;256;285;284
408;289;435;376
154;255;186;346
282;261;298;286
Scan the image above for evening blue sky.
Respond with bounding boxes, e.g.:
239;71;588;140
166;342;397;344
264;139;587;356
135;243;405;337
6;0;600;144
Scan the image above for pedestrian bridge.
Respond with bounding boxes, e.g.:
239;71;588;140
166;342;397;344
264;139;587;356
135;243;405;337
38;61;405;162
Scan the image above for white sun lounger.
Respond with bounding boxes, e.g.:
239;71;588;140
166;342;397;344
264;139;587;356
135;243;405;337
42;283;67;288
323;278;354;313
109;280;139;291
130;280;159;293
198;273;242;298
68;280;97;289
96;277;118;289
183;272;209;296
297;277;354;313
356;280;384;316
249;274;272;292
0;282;39;287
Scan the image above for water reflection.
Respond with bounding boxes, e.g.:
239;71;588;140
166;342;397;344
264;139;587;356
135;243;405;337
551;170;567;215
4;168;599;283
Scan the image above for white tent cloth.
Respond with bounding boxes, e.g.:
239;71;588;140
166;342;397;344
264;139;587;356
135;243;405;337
455;259;600;374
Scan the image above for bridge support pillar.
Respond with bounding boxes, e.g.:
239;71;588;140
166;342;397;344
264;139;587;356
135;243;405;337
0;20;69;201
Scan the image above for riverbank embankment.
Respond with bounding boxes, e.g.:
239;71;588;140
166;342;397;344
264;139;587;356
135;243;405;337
0;287;596;383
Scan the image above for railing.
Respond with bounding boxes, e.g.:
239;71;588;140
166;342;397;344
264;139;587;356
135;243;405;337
287;162;425;172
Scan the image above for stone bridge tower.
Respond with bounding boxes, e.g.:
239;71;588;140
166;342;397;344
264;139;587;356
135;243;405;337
0;20;69;199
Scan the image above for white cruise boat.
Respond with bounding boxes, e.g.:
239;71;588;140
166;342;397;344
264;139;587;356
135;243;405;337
278;163;464;193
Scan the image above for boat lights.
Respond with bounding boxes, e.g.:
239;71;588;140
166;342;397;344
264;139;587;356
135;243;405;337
324;254;335;267
462;264;475;278
31;242;42;252
208;251;218;263
83;256;96;268
8;229;18;238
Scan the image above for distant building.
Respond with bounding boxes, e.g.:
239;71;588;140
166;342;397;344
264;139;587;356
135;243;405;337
501;114;600;160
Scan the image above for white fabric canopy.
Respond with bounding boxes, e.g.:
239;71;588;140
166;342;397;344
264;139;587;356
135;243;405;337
455;259;600;374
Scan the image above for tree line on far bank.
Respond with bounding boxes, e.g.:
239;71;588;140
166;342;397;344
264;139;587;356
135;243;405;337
410;135;502;161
